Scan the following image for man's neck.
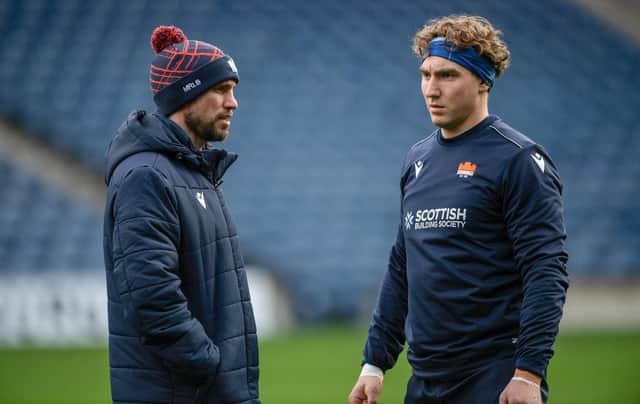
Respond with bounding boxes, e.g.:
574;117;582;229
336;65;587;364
441;111;489;140
168;113;205;150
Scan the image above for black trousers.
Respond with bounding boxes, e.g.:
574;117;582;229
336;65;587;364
404;358;548;404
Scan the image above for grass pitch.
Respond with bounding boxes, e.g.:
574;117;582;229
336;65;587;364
0;326;638;403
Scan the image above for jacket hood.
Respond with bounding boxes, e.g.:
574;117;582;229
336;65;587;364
104;110;237;184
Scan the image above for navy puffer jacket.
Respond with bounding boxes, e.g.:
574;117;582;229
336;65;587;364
103;110;259;404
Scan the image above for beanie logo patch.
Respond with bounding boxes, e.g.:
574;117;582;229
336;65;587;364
182;79;202;93
227;59;238;73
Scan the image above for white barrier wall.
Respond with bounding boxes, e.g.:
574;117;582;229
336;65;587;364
0;272;107;345
0;267;292;346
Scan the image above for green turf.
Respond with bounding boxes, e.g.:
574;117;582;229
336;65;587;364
0;327;638;404
0;346;110;404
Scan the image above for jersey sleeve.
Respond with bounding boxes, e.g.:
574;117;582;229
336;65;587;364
363;224;409;371
501;145;570;377
362;158;413;371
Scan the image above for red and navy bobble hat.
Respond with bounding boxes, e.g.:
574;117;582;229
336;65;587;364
149;25;239;116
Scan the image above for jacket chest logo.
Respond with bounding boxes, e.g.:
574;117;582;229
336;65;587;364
195;192;207;209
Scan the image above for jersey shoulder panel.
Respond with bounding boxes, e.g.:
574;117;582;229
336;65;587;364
399;130;438;189
487;120;537;153
405;130;438;166
411;129;439;149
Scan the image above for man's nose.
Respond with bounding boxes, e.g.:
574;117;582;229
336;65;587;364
424;79;440;98
225;92;238;109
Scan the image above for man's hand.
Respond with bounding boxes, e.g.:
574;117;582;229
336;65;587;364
499;369;542;404
348;376;383;404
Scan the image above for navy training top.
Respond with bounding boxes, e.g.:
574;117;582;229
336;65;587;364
363;115;569;380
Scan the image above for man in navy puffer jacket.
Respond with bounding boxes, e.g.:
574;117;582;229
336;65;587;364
103;26;259;404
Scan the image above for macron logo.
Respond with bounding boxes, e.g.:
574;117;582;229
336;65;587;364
227;58;238;73
414;161;423;178
196;192;207;209
531;153;545;173
182;79;202;93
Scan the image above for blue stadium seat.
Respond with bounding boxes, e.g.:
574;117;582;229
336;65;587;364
0;0;638;320
0;159;103;274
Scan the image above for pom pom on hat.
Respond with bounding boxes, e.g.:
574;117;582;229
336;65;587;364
151;25;187;54
149;25;239;116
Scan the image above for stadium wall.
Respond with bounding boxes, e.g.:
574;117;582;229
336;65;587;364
0;267;293;346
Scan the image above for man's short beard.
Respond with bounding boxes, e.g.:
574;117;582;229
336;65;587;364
185;111;226;143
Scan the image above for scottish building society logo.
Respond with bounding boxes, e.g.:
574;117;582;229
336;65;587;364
404;211;414;230
404;207;467;230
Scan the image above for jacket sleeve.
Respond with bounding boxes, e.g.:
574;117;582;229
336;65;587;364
501;145;569;378
363;224;408;371
111;165;219;383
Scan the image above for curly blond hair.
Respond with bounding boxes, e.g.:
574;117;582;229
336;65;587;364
413;15;510;77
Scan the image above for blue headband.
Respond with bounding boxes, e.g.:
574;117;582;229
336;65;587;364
427;37;496;88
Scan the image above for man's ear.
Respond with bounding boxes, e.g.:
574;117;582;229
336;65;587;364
479;82;491;93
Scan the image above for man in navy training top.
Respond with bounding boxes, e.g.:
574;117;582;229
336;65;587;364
348;15;569;404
